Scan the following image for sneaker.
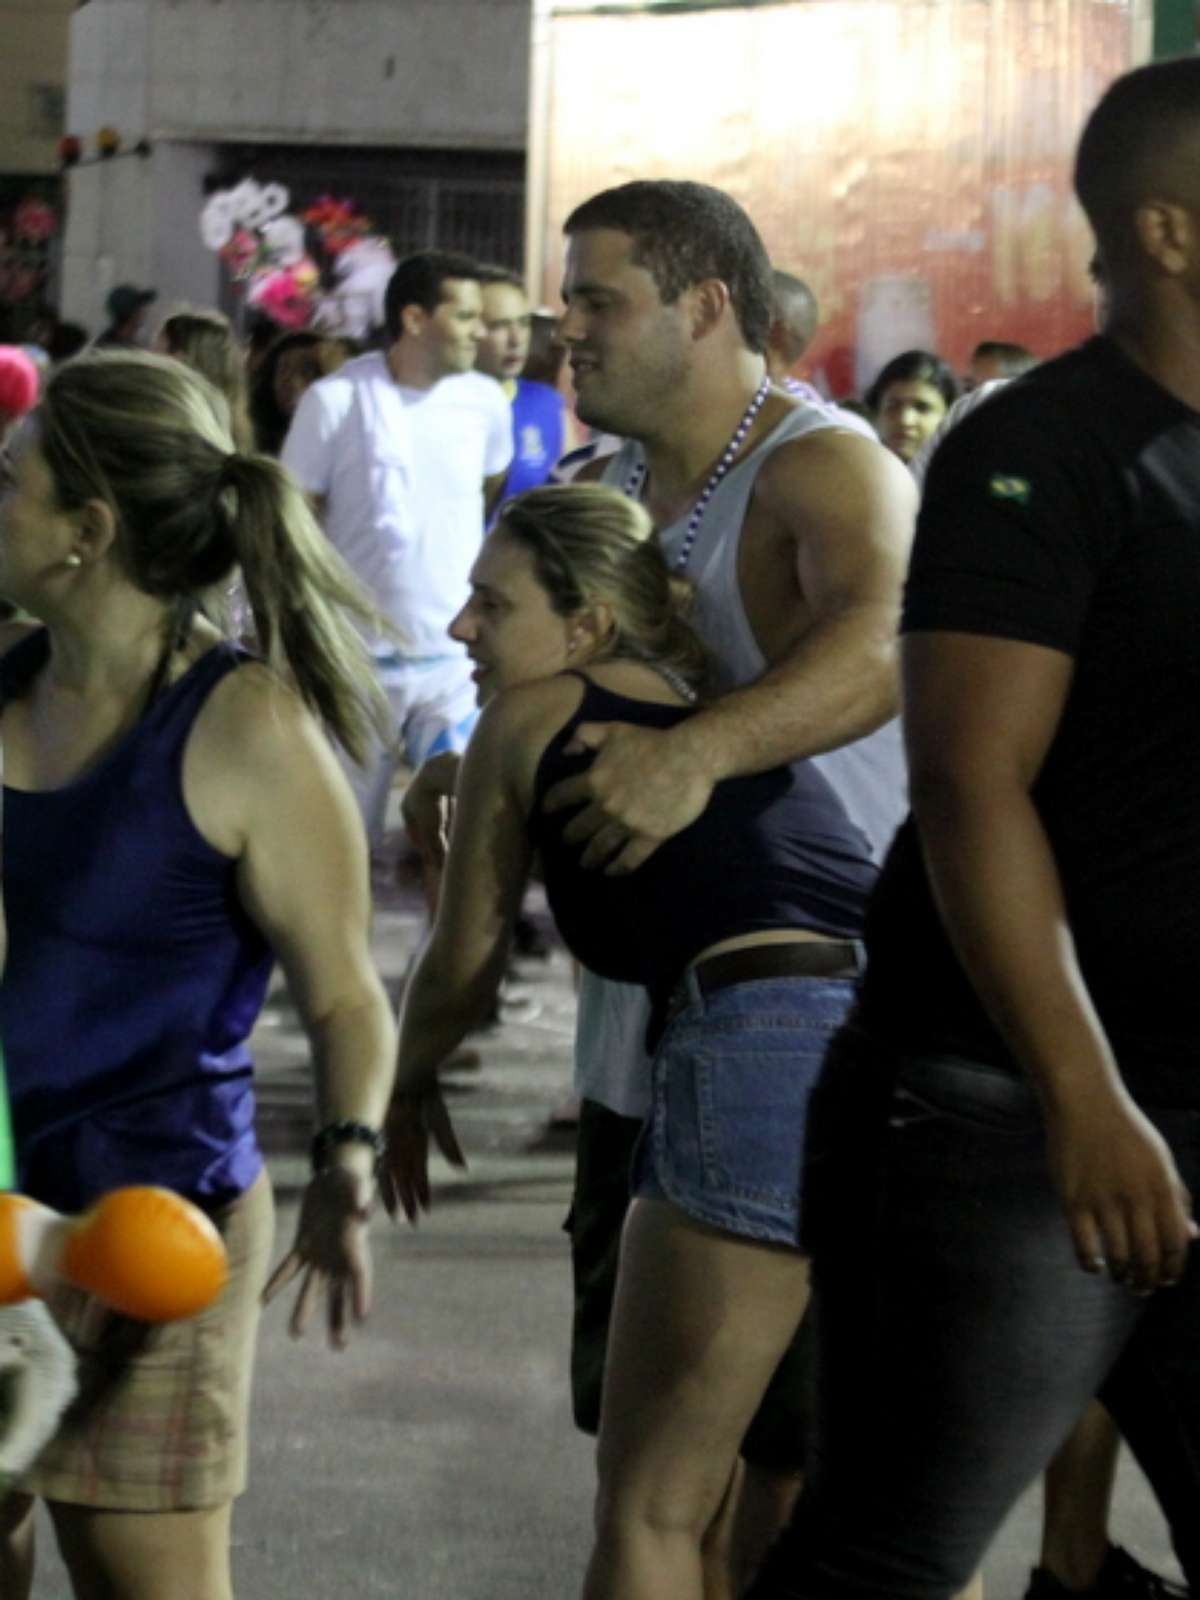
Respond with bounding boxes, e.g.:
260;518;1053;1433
1026;1545;1188;1600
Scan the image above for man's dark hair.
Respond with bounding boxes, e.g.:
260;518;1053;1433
384;250;481;340
770;270;819;361
564;180;774;354
970;340;1038;378
476;264;527;293
1075;56;1200;265
865;349;959;412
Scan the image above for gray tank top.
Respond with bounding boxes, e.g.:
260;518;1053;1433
601;404;907;860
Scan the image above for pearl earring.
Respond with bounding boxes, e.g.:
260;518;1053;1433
64;554;83;569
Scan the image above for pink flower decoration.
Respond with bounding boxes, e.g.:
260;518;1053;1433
13;198;57;243
247;266;315;329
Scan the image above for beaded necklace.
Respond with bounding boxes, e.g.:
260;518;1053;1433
622;375;772;572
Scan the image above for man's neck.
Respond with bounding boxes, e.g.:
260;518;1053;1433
639;354;770;511
1105;289;1200;413
386;341;442;391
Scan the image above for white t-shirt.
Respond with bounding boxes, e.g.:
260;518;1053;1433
282;353;512;657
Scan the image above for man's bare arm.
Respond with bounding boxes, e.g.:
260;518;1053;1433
671;430;914;782
545;431;915;871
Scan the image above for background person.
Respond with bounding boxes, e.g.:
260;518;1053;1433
94;284;157;350
765;270;874;439
965;338;1039;390
248;329;349;457
0;349;396;1600
749;54;1200;1600
476;265;571;505
156;309;255;452
865;348;958;463
281;250;512;844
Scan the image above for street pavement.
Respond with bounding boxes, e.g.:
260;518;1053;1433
28;867;1183;1599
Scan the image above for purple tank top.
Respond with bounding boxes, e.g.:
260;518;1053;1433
0;630;273;1213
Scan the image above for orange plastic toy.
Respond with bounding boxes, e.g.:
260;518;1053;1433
0;1186;227;1322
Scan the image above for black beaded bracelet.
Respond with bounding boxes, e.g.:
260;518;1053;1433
310;1119;384;1171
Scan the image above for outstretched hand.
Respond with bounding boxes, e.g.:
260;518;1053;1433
542;721;715;874
1046;1094;1197;1295
380;1089;468;1224
262;1165;374;1349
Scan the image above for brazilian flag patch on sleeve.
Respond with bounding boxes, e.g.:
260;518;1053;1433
988;474;1031;505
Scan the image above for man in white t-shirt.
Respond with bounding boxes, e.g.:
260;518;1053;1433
282;250;513;836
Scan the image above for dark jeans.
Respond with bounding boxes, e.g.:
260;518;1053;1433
748;1028;1200;1599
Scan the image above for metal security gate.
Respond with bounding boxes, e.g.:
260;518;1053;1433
216;143;526;268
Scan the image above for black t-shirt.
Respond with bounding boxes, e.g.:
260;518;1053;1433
860;336;1200;1103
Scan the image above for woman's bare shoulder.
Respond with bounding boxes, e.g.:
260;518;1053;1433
464;675;589;801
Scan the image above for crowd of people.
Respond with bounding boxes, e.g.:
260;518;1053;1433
0;50;1198;1600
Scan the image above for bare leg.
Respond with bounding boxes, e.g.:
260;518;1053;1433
583;1197;810;1600
0;1491;36;1600
48;1500;233;1600
1038;1403;1121;1590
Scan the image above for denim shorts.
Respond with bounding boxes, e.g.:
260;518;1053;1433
632;973;859;1247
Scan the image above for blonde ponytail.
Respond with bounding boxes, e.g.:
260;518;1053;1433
219;454;390;764
40;349;391;762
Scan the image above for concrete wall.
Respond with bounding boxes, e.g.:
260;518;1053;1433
70;0;530;150
59;0;531;328
0;0;74;176
60;141;221;335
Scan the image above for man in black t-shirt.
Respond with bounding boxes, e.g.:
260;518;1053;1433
749;56;1200;1600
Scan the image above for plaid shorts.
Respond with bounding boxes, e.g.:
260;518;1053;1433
17;1172;274;1511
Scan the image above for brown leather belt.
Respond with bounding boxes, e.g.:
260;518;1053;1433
656;938;863;1042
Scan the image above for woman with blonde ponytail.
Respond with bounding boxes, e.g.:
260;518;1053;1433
382;483;878;1600
0;349;395;1600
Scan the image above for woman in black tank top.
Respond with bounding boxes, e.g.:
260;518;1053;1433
382;485;874;1600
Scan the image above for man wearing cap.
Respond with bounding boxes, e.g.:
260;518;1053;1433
95;285;157;349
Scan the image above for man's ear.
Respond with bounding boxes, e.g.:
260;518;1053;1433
401;303;428;339
1133;200;1194;277
75;497;117;564
687;279;733;342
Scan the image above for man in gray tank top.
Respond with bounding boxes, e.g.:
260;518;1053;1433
546;180;916;1584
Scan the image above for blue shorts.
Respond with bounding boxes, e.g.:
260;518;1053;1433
633;973;858;1247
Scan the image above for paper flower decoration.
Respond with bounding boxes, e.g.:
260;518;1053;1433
57;136;81;168
97;126;121;157
245;262;319;329
200;192;236;251
302;194;372;255
219;227;260;279
13;198;57;244
260;214;306;268
200;178;390;332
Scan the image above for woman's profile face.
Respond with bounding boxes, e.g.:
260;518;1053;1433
448;530;575;705
874;379;948;462
0;422;81;611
